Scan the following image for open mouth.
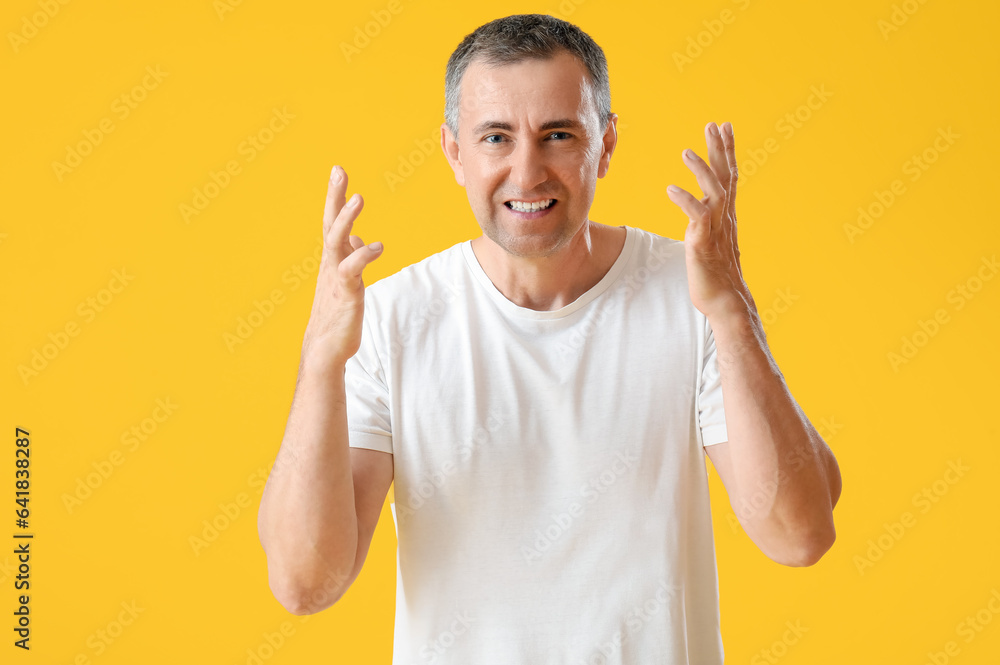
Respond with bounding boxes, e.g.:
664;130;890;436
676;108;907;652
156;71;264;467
504;198;557;214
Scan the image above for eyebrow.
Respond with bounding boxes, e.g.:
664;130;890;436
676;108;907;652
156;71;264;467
471;118;583;135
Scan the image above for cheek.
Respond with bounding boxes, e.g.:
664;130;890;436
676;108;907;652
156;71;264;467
469;165;502;197
560;145;598;179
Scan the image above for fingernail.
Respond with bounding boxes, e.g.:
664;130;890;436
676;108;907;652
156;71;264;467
368;241;383;251
709;123;720;137
724;123;733;137
347;193;359;206
667;185;681;194
330;166;342;183
684;149;695;160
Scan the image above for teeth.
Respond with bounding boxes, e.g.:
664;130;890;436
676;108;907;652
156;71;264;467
508;199;554;212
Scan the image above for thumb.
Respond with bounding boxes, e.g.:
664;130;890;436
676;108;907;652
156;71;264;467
683;215;708;249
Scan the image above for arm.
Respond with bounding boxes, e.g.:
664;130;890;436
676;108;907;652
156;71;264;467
704;308;841;566
257;165;389;613
258;357;357;614
667;121;841;567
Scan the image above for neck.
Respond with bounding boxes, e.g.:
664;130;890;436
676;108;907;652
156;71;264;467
470;221;626;311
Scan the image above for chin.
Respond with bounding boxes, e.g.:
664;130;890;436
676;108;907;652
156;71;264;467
485;220;576;259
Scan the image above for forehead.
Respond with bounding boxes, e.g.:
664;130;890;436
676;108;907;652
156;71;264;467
459;50;595;127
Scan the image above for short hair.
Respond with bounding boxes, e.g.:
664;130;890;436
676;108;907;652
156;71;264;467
444;14;612;139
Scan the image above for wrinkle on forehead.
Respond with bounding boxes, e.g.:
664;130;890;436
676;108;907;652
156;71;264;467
459;53;600;134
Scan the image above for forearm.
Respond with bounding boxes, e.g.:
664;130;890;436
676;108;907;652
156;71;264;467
257;352;358;611
709;303;839;563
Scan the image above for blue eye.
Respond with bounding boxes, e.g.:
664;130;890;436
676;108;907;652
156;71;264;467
484;135;504;144
549;132;571;140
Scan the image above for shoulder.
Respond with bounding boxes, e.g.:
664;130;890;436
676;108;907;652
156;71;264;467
615;226;705;327
628;225;684;258
363;240;470;319
619;226;687;282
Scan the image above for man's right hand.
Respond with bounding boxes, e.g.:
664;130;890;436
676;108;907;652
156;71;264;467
302;165;384;367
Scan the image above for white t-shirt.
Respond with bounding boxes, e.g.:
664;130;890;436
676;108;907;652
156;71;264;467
345;224;728;664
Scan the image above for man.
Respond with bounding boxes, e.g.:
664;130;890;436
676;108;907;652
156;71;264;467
257;13;841;664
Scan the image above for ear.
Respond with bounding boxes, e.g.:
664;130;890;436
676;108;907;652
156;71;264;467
441;122;465;187
597;113;618;179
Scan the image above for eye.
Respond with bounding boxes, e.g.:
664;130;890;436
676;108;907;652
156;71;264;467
548;131;572;140
484;134;504;144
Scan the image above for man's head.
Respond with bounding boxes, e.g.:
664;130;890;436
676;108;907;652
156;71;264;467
444;14;612;140
441;14;618;259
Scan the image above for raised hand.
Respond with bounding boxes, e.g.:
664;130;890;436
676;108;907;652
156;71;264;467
666;122;757;321
302;165;384;367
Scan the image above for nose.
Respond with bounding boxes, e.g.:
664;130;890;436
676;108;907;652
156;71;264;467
507;137;549;194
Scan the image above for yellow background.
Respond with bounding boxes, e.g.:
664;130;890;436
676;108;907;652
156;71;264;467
3;0;998;662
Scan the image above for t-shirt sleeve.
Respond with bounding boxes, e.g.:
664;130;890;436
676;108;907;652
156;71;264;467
698;316;729;447
344;309;393;454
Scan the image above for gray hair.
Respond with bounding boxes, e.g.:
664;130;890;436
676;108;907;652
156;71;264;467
444;14;612;139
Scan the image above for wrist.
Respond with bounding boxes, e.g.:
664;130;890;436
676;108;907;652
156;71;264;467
300;341;348;376
705;292;759;331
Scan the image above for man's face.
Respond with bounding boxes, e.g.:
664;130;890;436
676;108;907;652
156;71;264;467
442;50;617;259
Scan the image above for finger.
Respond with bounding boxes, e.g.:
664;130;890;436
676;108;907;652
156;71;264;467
323;165;348;241
719;122;742;273
337;241;384;294
705;121;737;257
705;122;731;203
720;122;738;220
666;185;711;246
327;193;364;253
682;148;726;235
705;122;732;245
348;235;365;250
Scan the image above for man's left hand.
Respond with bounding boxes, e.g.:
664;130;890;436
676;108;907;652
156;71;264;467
667;121;757;321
